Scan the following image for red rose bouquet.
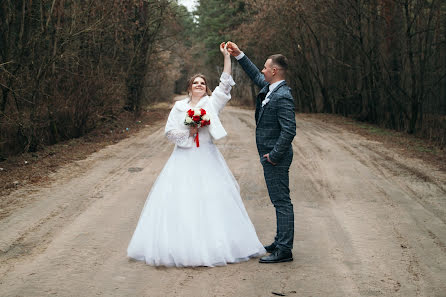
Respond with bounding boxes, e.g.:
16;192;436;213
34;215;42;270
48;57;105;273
184;108;210;147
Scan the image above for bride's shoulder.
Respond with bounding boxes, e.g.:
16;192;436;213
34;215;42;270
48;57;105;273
172;98;189;111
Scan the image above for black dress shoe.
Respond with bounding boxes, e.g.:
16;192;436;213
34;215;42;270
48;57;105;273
259;249;293;263
264;243;277;253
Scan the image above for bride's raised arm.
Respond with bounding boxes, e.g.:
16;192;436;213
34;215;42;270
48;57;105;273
209;42;235;114
221;42;231;76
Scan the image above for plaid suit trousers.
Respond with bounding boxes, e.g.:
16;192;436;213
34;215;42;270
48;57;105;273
261;149;294;251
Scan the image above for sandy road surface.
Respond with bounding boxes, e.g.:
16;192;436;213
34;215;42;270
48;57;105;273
0;106;445;297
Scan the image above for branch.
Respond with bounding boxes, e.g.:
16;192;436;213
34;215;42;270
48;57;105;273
46;0;57;29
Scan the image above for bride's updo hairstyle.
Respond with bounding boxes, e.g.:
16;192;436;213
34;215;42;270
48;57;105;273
187;74;212;97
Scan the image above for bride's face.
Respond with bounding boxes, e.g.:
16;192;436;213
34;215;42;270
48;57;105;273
190;77;207;98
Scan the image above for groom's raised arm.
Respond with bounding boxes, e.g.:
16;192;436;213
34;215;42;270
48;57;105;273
227;42;268;89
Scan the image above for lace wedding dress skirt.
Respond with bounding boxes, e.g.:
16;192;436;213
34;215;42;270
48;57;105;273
127;126;266;267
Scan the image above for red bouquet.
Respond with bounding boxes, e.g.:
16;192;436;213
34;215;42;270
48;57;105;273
184;108;211;147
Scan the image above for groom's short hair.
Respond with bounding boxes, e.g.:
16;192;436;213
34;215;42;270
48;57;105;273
268;54;288;72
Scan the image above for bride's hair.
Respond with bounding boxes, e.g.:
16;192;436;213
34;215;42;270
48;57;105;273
187;74;212;97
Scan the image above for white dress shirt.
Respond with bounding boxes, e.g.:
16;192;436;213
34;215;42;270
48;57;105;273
263;80;285;106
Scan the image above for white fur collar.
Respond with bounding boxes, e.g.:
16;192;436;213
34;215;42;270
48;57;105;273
175;96;209;111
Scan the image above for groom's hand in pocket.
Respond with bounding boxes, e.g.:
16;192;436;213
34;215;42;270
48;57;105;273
263;153;277;165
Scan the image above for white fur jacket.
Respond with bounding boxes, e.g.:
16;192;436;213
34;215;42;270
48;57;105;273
165;73;235;148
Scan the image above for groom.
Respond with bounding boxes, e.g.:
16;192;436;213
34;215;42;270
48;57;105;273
227;42;296;263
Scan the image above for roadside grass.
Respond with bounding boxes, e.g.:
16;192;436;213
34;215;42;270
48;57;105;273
357;124;393;136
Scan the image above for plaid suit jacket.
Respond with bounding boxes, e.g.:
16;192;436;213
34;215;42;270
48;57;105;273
238;55;296;163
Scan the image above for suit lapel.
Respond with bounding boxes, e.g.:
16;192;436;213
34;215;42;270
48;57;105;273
256;81;288;125
256;85;270;125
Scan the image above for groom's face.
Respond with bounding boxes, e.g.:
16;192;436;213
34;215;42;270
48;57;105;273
262;59;274;83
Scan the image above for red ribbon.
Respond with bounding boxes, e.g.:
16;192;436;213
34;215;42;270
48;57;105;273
194;130;199;147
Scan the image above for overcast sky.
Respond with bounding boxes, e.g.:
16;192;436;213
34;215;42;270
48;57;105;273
178;0;198;12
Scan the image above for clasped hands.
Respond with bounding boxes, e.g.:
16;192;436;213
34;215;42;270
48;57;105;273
220;41;241;57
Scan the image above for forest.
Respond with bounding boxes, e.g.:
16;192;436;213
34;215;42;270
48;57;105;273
1;0;445;157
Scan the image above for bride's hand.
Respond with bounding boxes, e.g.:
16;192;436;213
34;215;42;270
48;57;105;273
220;42;229;56
189;125;198;136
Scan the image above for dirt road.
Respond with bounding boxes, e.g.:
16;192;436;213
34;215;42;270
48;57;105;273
1;106;445;297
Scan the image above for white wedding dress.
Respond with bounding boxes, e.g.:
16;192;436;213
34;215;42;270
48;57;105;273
127;73;266;267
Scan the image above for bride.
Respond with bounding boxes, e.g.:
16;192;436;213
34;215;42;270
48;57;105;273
127;42;266;267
